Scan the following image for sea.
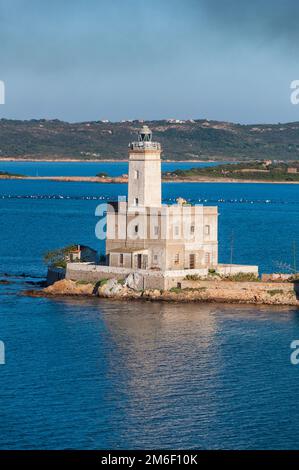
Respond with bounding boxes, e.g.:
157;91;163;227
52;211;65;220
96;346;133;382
0;161;299;450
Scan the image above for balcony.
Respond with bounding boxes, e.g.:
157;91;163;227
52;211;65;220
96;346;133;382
129;141;161;151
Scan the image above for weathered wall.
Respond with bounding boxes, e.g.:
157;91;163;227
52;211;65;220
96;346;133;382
217;264;259;275
47;267;66;285
66;263;165;289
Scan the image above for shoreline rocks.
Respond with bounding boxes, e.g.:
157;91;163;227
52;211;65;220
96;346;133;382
22;277;299;307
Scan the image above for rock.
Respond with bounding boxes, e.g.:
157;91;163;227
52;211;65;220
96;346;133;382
261;273;292;282
97;278;144;299
0;279;10;285
43;279;94;296
97;278;124;297
124;272;143;291
143;289;161;298
22;289;46;298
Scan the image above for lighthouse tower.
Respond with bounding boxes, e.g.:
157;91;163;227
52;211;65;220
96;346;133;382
128;125;162;208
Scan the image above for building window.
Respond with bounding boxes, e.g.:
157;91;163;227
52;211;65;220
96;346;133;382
190;225;195;234
189;253;195;269
154;226;159;236
153;254;158;263
119;254;124;265
174;226;179;236
205;252;211;265
134;197;139;206
134;225;139;233
205;225;210;235
134;170;140;179
174;253;180;265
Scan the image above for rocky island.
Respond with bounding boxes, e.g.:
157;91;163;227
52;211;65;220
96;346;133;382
25;272;299;307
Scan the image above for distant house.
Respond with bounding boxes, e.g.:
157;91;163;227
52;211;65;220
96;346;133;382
287;167;298;174
67;245;98;263
46;244;99;285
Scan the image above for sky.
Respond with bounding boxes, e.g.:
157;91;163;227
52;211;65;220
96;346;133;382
0;0;299;124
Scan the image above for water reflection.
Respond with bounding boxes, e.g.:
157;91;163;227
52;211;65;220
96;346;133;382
47;297;299;449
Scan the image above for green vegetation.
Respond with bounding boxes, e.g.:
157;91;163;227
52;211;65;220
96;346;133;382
185;287;207;292
184;271;259;282
1;119;299;161
0;170;24;177
165;161;299;182
43;245;77;268
222;272;259;282
184;274;201;281
208;268;217;275
169;287;182;294
268;289;284;296
76;280;94;285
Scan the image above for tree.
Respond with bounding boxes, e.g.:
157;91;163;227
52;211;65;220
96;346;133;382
43;245;77;268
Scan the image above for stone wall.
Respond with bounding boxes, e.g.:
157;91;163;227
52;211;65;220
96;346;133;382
65;263;260;291
217;264;259;275
180;279;299;306
47;267;66;285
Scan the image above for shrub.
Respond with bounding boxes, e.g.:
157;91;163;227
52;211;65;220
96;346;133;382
184;274;201;281
53;260;67;269
222;272;259;282
170;287;181;294
268;289;284;296
44;245;77;267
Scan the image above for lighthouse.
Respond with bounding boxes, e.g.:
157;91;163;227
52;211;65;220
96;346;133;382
128;125;162;208
106;125;219;273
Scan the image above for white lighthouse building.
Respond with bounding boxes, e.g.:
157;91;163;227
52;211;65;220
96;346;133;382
106;126;219;271
65;125;258;289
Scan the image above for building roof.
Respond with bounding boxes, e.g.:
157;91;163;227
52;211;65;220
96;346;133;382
69;244;97;253
108;248;148;254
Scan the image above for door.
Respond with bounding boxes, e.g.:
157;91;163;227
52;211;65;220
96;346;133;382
189;253;195;269
137;254;142;269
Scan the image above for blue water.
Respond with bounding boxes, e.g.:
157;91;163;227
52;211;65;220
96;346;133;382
0;160;224;177
0;164;299;449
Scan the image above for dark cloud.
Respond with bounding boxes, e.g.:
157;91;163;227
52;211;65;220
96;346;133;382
199;0;299;44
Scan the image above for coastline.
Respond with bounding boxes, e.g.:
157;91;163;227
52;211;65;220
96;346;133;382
24;278;299;307
0;157;217;163
1;174;299;184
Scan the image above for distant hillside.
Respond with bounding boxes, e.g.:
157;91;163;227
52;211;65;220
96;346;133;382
164;161;299;182
0;118;299;161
